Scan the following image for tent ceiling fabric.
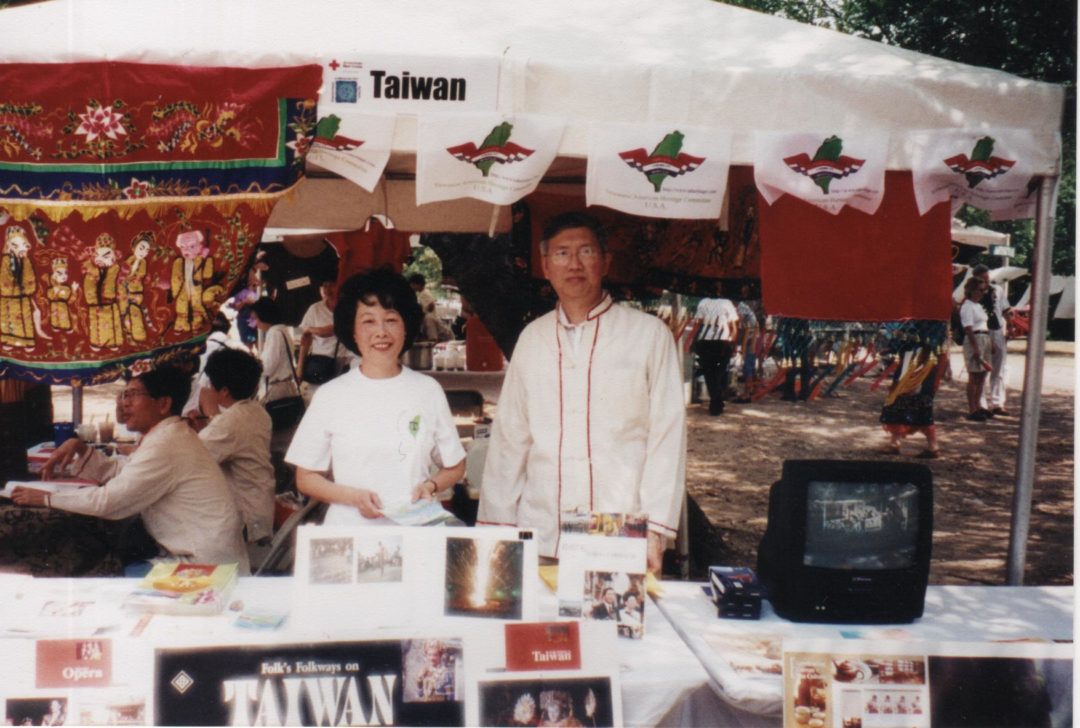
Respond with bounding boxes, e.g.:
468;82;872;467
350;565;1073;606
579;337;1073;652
267;177;513;233
0;0;1063;172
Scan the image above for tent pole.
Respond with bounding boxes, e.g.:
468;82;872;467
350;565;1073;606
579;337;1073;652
1005;175;1057;585
71;380;83;425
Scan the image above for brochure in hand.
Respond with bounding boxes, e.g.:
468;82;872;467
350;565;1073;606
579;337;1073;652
124;562;239;615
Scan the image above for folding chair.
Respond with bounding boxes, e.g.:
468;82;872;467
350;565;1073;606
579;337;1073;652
254;499;328;576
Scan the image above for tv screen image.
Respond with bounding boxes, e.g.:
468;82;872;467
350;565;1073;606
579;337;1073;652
803;481;920;571
758;460;933;623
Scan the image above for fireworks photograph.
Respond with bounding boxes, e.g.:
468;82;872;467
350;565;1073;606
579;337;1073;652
444;537;524;619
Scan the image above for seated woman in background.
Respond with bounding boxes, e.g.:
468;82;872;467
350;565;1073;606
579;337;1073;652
285;268;466;524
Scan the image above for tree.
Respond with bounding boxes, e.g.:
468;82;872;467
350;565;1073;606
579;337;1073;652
402;245;444;295
724;0;1077;274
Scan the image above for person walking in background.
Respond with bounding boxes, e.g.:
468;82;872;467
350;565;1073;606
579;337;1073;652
970;264;1012;416
959;276;994;421
732;284;761;404
879;322;948;459
694;293;739;415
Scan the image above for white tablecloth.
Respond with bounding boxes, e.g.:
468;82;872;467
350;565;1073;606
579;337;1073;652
653;581;1075;720
0;574;715;727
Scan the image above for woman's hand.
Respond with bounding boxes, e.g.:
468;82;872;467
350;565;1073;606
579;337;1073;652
411;479;438;503
350;488;384;519
41;438;88;480
11;486;48;507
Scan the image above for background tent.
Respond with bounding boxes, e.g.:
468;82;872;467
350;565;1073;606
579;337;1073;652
0;0;1064;584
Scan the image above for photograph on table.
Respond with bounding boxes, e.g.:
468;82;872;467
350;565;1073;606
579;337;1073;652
474;674;620;728
786;656;831;728
292;525;538;629
153;638;467;726
4;697;68;726
556;511;648;639
783;639;1073;728
401;638;463;703
356;535;404;583
579;571;646;640
701;631;783;680
560;508;649;539
74;692;147;726
444;536;524;620
308;537;355;584
927;652;1073;728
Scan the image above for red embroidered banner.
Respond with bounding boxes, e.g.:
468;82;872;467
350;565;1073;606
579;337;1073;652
2;203;270;383
759;171;952;321
0;62;322;384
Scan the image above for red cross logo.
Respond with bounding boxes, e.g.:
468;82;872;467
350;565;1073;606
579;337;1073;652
328;59;340;71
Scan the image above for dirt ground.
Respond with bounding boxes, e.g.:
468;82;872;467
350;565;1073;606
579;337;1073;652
685;346;1074;587
56;343;1073;586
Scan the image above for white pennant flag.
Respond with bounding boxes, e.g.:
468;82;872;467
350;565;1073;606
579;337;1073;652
304;112;396;193
586;123;731;219
754;131;889;215
416;113;564;206
910;129;1053;220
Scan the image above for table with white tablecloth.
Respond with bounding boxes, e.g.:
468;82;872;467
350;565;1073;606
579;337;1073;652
653;581;1074;726
0;574;719;727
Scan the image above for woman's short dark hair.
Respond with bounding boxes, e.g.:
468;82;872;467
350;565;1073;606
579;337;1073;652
204;348;263;400
540;211;607;254
137;365;191;416
250;298;283;326
964;276;985;297
334;267;423;356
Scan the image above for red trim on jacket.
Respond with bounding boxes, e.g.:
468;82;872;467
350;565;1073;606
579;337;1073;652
554;313;564;557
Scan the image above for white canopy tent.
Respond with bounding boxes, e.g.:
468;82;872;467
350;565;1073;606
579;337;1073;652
951;220;1011;250
0;0;1065;584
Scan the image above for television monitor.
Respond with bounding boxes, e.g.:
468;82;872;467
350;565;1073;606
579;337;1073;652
757;460;933;624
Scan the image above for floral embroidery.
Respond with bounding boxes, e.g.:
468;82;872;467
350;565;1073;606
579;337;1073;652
122;178;150;199
75;103;127;143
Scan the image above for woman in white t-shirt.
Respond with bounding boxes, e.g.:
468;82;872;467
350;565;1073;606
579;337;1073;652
286;269;466;524
959;276;993;422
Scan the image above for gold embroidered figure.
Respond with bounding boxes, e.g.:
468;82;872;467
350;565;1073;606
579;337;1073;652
170;229;214;333
46;257;74;332
122;231;152;343
83;233;124;349
0;225;37;348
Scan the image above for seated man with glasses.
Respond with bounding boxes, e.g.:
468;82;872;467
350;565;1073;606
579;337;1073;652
14;365;249;574
477;211;686;575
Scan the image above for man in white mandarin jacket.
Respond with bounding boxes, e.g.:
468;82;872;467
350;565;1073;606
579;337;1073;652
477;212;686;573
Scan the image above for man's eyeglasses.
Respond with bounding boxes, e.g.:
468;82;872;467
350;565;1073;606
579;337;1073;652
546;246;602;266
120;389;152;402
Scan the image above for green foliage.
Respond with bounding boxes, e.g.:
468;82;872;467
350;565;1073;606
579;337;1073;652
723;0;1077;274
402;245;444;294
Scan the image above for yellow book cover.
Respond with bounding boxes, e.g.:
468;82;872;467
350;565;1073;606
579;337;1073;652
125;562;238;615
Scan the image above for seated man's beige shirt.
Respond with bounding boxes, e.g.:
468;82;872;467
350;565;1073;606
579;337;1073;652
51;416;250;573
198;399;275;543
